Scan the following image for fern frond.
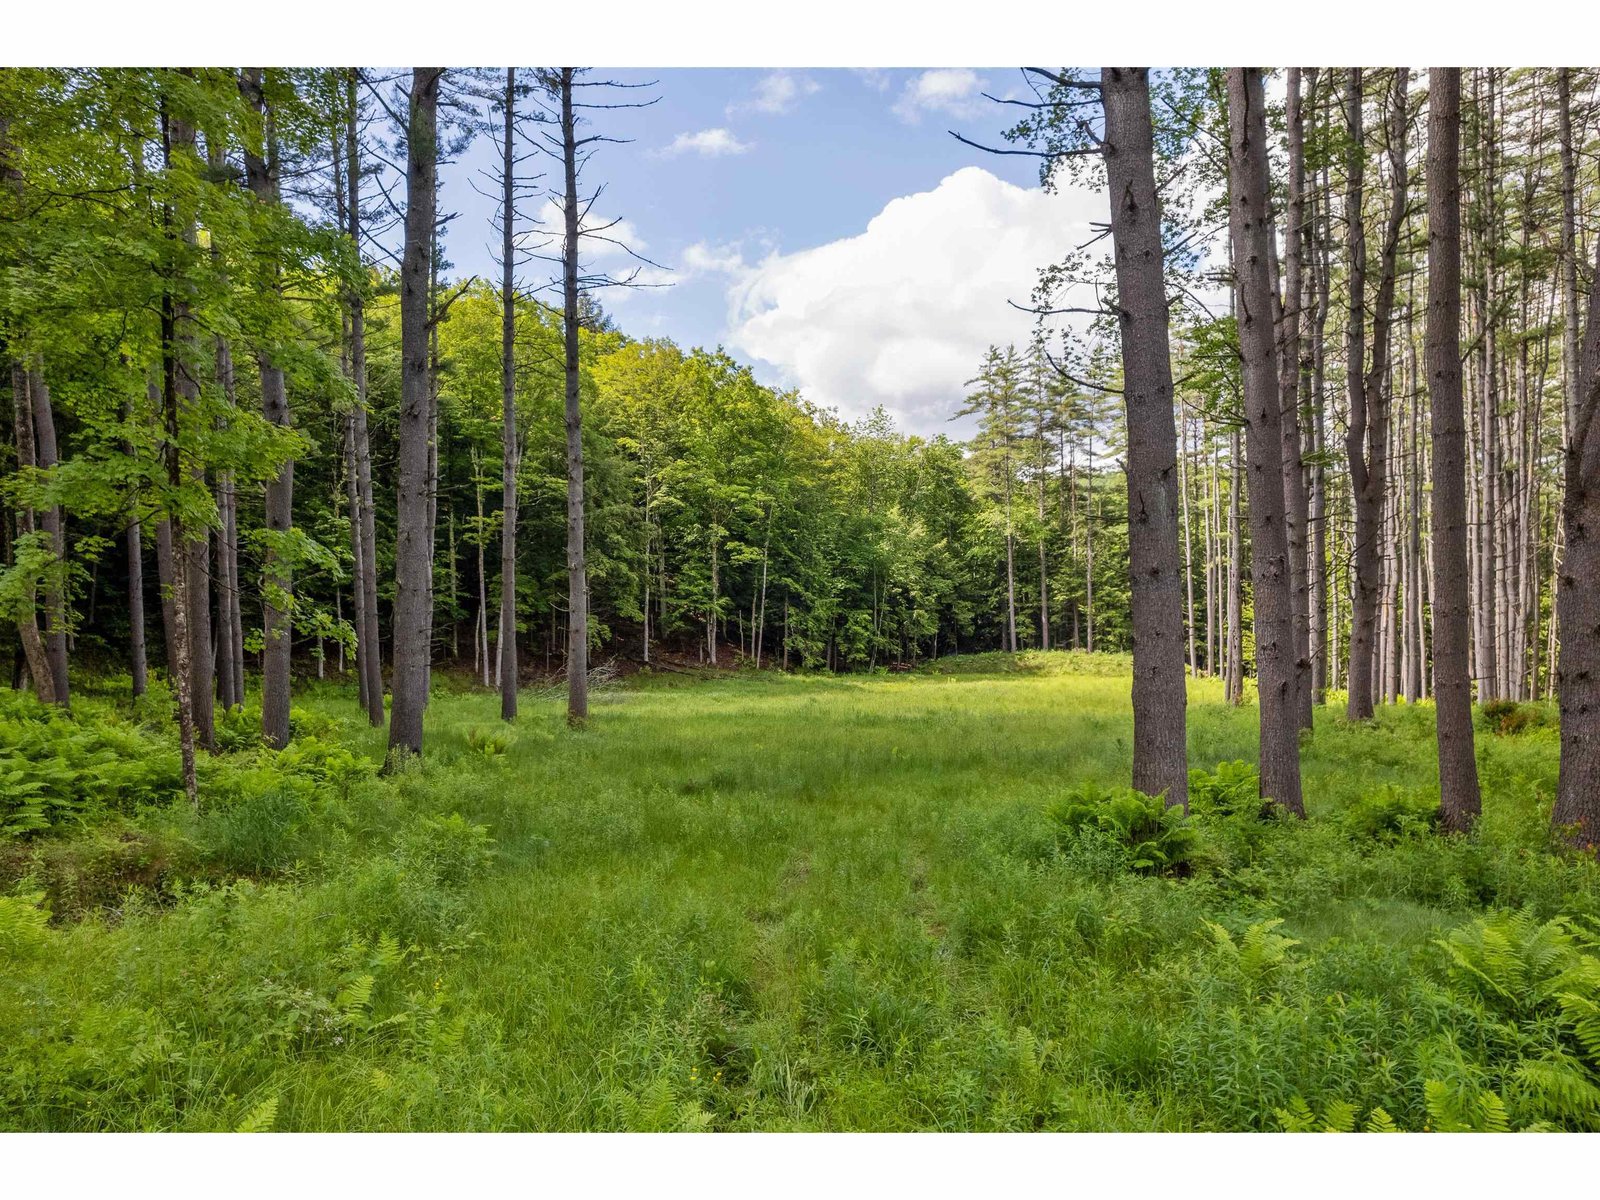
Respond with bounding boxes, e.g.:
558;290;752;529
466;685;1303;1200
1321;1099;1359;1132
335;973;376;1020
235;1096;280;1133
1513;1055;1600;1122
1363;1107;1400;1132
1276;1096;1317;1132
1477;1090;1511;1133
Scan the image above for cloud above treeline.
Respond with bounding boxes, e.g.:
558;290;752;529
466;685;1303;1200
726;71;821;117
684;166;1105;436
656;127;752;158
890;68;990;124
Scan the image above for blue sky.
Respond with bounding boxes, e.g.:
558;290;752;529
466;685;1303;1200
437;69;1108;437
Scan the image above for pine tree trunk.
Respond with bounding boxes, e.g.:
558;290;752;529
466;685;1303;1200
156;95;197;804
476;471;490;687
1309;84;1333;704
499;67;521;720
1226;427;1243;706
1280;67;1312;730
1427;69;1482;834
1228;67;1305;817
557;69;590;724
27;365;68;705
238;69;294;747
1553;76;1600;847
1205;436;1218;675
212;339;239;712
166;103;213;752
1346;69;1409;721
1180;415;1197;675
127;515;148;698
7;363;55;704
1101;67;1188;807
387;68;443;760
1085;441;1096;653
345;73;384;728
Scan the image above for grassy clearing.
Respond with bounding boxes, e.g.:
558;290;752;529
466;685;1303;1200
3;652;1598;1131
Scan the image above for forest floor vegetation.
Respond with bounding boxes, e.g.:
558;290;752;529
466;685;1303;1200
3;651;1598;1131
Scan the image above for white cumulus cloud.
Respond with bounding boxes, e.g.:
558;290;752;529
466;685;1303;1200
721;166;1106;435
656;128;752;159
681;240;748;275
727;71;820;117
891;69;988;124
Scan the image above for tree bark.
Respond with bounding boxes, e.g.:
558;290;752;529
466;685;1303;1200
387;67;443;760
27;364;68;705
212;338;239;712
500;67;521;721
240;68;295;749
557;68;590;724
1228;67;1305;817
345;71;384;728
1346;68;1410;721
158;95;197;804
1427;69;1482;835
1226;426;1243;706
1101;67;1188;807
127;515;148;699
1309;80;1332;704
165;101;213;752
1554;81;1600;848
1280;67;1312;729
8;363;55;704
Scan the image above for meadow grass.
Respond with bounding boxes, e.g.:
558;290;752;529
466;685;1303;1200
2;652;1596;1131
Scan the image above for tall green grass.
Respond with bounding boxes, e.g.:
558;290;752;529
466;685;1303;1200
1;653;1595;1130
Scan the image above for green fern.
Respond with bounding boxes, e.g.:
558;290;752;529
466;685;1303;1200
1188;760;1269;819
1049;783;1203;876
1431;911;1600;1128
1364;1107;1400;1132
1512;1055;1600;1123
1424;1080;1511;1132
235;1095;280;1133
465;727;510;757
1275;1096;1403;1132
0;891;52;960
1203;918;1301;999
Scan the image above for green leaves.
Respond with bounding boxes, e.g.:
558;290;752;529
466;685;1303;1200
1048;782;1203;876
1187;759;1265;819
0;892;52;961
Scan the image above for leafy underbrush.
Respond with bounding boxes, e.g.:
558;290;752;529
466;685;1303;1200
1479;699;1557;737
4;661;1600;1130
0;707;501;1129
1048;783;1203;877
1;690;184;836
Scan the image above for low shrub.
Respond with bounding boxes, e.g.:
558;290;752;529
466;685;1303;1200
215;705;265;753
338;812;494;946
0;691;184;836
1049;784;1203;877
1188;760;1268;820
1343;785;1440;843
465;727;511;758
1479;699;1556;737
199;779;316;876
0;891;52;960
9;823;204;919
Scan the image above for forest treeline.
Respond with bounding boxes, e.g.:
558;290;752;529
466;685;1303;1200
2;67;1598;845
